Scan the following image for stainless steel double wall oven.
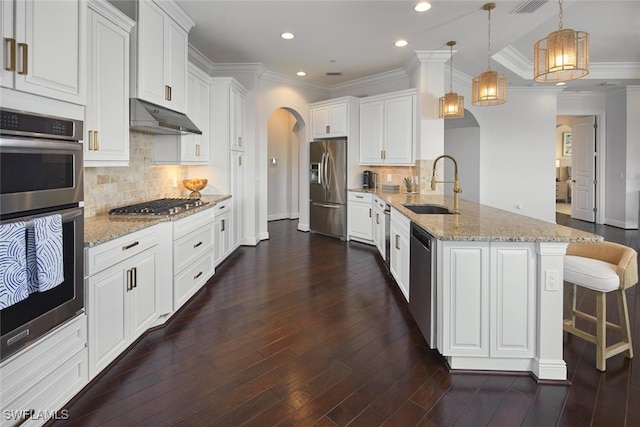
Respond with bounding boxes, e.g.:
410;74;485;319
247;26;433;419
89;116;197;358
0;108;84;361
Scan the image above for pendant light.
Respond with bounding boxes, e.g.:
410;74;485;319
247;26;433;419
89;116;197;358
472;3;507;106
439;41;464;119
534;0;589;82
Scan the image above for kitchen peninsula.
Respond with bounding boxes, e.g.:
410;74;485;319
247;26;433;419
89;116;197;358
357;190;602;381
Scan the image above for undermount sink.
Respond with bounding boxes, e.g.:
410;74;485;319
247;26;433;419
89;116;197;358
403;204;455;215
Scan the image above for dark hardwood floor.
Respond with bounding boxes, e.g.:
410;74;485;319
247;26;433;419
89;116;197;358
53;215;639;426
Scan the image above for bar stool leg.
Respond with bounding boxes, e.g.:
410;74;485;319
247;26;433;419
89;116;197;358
596;292;607;371
617;289;633;359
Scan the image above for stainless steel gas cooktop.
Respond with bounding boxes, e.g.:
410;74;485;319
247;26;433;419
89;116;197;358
108;198;207;217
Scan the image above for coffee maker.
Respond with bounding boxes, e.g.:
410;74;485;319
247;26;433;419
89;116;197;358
363;170;377;189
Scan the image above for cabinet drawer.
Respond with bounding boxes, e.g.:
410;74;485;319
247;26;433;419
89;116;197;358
348;192;372;203
86;226;160;275
174;251;215;308
174;223;214;273
214;200;231;217
173;208;215;238
372;196;387;211
0;315;87;423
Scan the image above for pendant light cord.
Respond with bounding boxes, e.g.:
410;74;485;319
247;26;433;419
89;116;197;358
486;6;492;71
449;43;454;93
558;0;564;29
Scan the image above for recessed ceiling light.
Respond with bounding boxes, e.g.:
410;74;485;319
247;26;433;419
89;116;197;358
281;32;294;40
414;2;432;12
556;82;566;86
297;71;306;77
395;39;409;47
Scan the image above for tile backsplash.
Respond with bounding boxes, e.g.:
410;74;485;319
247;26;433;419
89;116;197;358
83;132;189;217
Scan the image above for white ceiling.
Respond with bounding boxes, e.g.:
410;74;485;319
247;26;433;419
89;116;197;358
178;0;640;92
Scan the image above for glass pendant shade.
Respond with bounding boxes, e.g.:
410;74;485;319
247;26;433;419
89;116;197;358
534;28;589;82
472;70;507;106
438;40;464;119
439;92;464;119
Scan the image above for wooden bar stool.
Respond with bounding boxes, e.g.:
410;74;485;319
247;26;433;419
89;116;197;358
563;241;638;371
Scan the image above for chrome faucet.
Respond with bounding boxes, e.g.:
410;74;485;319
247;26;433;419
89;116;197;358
431;154;462;213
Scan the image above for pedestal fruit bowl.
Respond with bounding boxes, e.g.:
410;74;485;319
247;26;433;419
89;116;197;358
183;178;207;198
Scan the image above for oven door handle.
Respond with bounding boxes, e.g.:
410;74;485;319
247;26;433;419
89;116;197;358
1;206;83;227
0;138;83;152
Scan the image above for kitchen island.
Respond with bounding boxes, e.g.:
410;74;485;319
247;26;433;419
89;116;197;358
365;191;602;381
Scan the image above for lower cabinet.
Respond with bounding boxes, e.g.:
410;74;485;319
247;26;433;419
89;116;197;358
86;224;167;379
0;315;87;427
172;208;215;310
214;200;233;266
438;241;536;358
372;195;387;259
390;208;410;301
347;191;373;243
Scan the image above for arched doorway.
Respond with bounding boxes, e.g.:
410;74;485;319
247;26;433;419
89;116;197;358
267;108;302;222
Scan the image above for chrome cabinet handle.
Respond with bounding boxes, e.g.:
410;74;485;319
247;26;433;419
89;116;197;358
325;125;330;134
395;235;400;250
126;269;133;291
221;219;225;232
132;267;137;288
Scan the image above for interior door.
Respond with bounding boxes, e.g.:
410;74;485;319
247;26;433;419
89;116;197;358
571;116;596;222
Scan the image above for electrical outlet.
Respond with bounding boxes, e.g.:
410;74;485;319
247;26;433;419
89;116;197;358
173;177;178;188
545;270;560;291
387;174;392;182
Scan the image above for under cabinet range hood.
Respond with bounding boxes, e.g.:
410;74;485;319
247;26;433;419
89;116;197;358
129;99;202;135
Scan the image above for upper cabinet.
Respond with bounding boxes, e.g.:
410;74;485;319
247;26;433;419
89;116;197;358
230;84;246;151
1;0;86;104
359;89;417;166
310;100;348;139
131;0;194;113
178;65;210;164
85;0;134;167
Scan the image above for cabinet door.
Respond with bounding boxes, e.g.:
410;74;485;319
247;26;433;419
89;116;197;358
231;86;245;151
231;152;243;248
136;0;166;106
359;100;384;165
11;0;86;104
490;244;536;358
88;264;127;377
348;201;372;241
129;249;158;340
0;1;14;89
165;16;187;113
440;243;490;356
327;103;347;137
85;7;130;166
384;96;414;165
372;208;385;259
181;72;210;163
311;106;329;139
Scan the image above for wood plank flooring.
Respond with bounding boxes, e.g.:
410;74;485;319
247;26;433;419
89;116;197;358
52;215;639;426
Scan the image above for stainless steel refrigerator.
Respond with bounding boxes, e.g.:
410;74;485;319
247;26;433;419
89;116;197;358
309;139;347;239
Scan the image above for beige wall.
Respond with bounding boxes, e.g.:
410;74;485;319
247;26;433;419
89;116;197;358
83;132;189;217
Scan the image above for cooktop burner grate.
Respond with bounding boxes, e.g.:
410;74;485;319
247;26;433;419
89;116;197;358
108;198;207;216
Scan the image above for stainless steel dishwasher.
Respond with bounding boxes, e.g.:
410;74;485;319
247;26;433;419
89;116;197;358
409;223;436;349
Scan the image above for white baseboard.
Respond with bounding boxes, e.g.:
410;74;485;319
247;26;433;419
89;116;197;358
298;223;310;232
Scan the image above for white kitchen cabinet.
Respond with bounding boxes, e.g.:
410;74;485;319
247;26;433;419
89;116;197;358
437;241;536;359
202;78;247;246
0;315;87;427
214;201;233;266
1;0;86;104
347;191;373;243
372;195;387;260
132;0;193;113
172;208;215;310
310;101;348;139
231;85;246;151
86;225;166;379
390;207;410;302
85;1;134;167
360;89;416;165
154;64;210;165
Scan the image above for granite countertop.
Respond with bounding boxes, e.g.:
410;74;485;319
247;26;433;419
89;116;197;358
84;195;231;247
349;188;602;243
